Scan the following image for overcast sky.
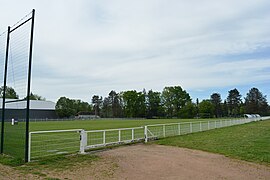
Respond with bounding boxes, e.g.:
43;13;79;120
0;0;270;103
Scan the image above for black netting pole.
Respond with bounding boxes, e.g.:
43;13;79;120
25;9;35;162
1;27;10;154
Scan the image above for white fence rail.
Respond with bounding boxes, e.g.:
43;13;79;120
145;118;250;141
29;117;268;161
84;127;145;150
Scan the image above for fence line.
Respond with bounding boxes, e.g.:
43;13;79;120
29;117;268;161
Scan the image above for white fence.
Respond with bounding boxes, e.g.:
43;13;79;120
29;129;82;161
29;117;268;161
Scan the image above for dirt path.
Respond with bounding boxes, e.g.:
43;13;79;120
1;144;270;179
0;164;37;180
100;144;270;180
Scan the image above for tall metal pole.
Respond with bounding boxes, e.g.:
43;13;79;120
25;9;35;162
1;26;10;154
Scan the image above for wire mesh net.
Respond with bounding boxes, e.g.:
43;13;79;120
0;11;33;160
30;130;81;160
0;31;6;152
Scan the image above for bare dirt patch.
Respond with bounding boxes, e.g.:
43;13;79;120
100;144;270;180
0;144;269;179
0;164;37;180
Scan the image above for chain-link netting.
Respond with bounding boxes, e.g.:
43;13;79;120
0;10;34;161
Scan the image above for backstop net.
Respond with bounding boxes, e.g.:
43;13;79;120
0;9;35;162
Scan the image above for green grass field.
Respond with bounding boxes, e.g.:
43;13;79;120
155;119;270;165
2;118;212;161
28;118;211;160
29;118;210;131
1;118;267;163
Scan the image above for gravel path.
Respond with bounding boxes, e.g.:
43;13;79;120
1;144;269;179
100;144;270;180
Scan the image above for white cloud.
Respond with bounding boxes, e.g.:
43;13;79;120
0;0;270;102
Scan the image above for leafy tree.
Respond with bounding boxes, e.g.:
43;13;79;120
196;98;199;118
198;100;214;118
245;87;268;115
179;102;196;118
210;93;222;118
227;88;242;117
24;92;46;100
122;90;146;118
146;90;163;118
0;86;19;99
161;86;191;117
73;99;92;114
222;100;228;117
108;90;123;118
101;97;111;117
55;97;76;118
161;87;174;117
55;97;92;118
92;95;103;116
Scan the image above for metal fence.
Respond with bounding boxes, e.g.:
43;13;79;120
146;119;245;141
29;129;82;161
28;117;268;161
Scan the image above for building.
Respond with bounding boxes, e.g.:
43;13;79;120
0;99;57;120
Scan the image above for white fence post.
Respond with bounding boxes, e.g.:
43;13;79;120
103;131;106;144
200;122;202;131
215;121;217;128
80;130;87;154
118;129;121;142
178;123;181;135
208;121;210;130
190;122;192;133
28;132;32;162
132;128;134;141
163;125;166;137
144;126;148;143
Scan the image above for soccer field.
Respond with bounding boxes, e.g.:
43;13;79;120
1;117;252;161
29;118;224;131
28;118;250;161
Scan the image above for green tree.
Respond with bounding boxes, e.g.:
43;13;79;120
122;90;146;118
146;90;163;118
108;90;123;118
0;86;19;99
56;97;92;118
92;95;103;117
179;102;196;118
227;88;242;117
245;87;268;115
25;92;46;100
196;98;199;118
198;100;214;118
73;99;92;114
55;97;76;118
161;86;191;117
101;97;111;117
210;93;222;118
222;100;228;117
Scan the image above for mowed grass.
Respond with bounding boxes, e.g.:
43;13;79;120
29;118;217;131
155;119;270;165
1;118;229;161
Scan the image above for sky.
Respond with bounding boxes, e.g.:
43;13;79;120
0;0;270;103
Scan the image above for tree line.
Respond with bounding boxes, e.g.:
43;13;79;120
1;85;268;118
55;86;270;118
